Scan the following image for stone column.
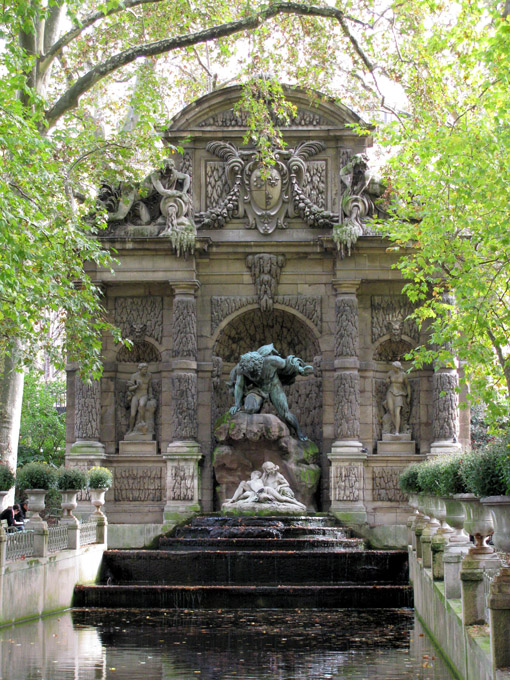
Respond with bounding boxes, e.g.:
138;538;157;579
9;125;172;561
164;281;203;519
328;281;366;522
430;366;462;455
69;369;105;458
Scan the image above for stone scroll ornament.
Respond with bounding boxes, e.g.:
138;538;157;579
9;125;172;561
195;141;337;235
96;157;196;255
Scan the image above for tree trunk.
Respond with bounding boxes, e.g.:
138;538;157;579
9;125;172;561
0;342;25;503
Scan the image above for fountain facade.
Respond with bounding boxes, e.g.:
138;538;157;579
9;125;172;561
65;85;469;546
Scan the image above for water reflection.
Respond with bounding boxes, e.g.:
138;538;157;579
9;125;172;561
0;609;454;680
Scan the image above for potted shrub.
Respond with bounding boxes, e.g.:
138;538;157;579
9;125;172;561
478;436;510;552
0;465;15;510
16;462;57;526
88;467;112;518
456;449;504;554
57;467;88;524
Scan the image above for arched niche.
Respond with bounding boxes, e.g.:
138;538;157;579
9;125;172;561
213;307;320;363
211;308;323;448
114;340;162;447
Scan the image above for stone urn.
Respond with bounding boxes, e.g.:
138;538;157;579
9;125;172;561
60;490;79;525
442;496;470;545
24;489;47;527
480;496;510;553
455;493;494;555
89;489;106;519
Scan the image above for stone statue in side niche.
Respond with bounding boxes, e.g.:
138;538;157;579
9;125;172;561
223;462;306;513
228;344;313;441
125;362;157;440
383;361;411;435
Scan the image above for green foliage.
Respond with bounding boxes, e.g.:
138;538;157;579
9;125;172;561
0;465;15;491
56;466;88;491
433;454;468;497
399;463;422;494
16;461;57;491
459;446;507;498
416;460;442;496
88;466;113;490
18;372;66;467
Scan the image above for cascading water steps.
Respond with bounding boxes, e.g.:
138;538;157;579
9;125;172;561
74;514;412;609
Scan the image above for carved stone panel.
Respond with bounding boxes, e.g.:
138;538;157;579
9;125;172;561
334;372;360;440
332;464;361;502
115;297;163;344
206;161;229;208
172;298;197;359
335;297;359;358
246;254;286;313
168;462;196;501
373;339;414;362
74;377;101;440
287;374;323;450
170;373;198;440
198;108;329;128
372;467;407;503
113;466;163;502
433;372;459;441
303;160;326;208
371;295;419;345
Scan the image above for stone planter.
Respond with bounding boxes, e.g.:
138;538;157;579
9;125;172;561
60;490;80;525
89;489;106;519
443;496;469;545
480;496;510;553
24;489;47;527
455;493;494;555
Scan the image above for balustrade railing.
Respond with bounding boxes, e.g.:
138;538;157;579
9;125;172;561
6;531;35;561
80;520;98;546
48;525;69;553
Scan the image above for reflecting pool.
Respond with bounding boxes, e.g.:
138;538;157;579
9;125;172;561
0;609;455;680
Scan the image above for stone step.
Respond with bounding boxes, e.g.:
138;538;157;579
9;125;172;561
175;525;351;540
159;537;364;551
74;583;413;609
101;549;409;585
186;514;338;528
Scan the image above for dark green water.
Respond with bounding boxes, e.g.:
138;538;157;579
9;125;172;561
0;609;455;680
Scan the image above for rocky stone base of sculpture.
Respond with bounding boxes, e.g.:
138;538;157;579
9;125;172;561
377;433;416;455
213;412;320;510
221;501;305;515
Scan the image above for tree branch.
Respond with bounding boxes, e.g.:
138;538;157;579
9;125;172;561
44;2;376;129
38;0;166;76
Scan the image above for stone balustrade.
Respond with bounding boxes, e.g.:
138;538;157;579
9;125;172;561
408;493;510;679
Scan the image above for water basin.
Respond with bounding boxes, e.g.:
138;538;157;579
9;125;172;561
0;608;455;679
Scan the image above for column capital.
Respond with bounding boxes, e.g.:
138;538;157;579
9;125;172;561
170;280;200;297
332;279;361;295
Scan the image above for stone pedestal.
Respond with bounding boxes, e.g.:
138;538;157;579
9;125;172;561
119;440;158;456
461;553;501;625
444;550;468;599
69;439;106;457
488;567;510;668
377;433;416;455
328;446;367;523
163;441;202;517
